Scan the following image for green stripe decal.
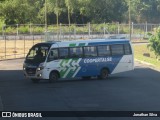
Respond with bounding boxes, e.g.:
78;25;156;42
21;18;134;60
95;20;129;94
59;59;70;77
78;43;85;46
59;58;81;78
66;59;79;78
69;44;76;47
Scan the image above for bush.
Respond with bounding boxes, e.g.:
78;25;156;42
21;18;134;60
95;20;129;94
32;26;44;34
0;19;5;35
5;26;16;35
147;27;160;58
18;26;29;34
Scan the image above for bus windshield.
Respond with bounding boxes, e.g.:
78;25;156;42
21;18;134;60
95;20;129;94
26;44;50;64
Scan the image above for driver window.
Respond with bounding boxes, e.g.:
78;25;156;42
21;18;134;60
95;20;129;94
48;49;58;61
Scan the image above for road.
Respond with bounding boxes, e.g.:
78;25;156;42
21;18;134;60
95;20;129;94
0;59;160;120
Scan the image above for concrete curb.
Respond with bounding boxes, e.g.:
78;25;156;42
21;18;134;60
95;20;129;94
135;59;160;72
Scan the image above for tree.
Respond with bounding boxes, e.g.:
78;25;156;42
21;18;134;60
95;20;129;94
48;0;65;26
81;0;127;23
3;0;160;24
78;0;91;23
0;0;43;24
128;0;160;23
65;0;78;26
148;27;160;58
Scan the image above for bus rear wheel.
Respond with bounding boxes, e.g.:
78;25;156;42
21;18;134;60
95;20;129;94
49;71;59;83
99;68;108;79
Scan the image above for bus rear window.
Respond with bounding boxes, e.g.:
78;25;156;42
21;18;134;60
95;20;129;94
111;44;124;55
124;44;132;55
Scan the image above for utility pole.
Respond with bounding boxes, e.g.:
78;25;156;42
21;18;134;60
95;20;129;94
45;0;47;32
129;0;131;41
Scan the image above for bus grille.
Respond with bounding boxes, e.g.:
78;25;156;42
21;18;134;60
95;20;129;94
26;67;36;75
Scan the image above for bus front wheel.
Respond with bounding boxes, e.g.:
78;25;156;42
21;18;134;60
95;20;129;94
49;71;59;83
99;68;108;79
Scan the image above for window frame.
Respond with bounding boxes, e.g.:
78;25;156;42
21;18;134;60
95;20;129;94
97;45;111;57
110;44;125;56
69;47;84;58
83;46;98;58
47;48;59;62
58;47;69;59
124;44;132;55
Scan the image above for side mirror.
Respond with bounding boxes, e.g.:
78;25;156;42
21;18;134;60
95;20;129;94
47;51;54;62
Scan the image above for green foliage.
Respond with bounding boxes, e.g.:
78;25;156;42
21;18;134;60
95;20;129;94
134;44;160;68
18;26;29;34
32;26;44;34
47;0;65;26
1;0;160;25
106;24;118;34
128;0;160;23
119;24;130;34
0;0;43;24
0;0;128;25
5;26;16;35
148;27;160;57
0;19;5;34
75;26;88;33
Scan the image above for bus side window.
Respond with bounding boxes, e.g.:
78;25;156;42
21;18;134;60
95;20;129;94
70;47;83;58
84;46;97;57
59;48;69;59
48;49;58;62
98;45;111;56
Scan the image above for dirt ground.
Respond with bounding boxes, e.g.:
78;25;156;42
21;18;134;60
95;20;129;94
0;40;42;60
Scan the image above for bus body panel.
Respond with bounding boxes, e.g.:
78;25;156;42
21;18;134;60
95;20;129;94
40;55;133;79
111;55;133;74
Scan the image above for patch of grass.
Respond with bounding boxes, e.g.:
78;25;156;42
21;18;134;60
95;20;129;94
133;44;160;68
132;39;148;43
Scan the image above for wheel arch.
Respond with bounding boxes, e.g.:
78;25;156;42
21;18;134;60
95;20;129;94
49;70;60;78
101;67;110;74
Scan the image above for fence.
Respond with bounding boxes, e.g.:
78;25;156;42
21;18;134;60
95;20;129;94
0;23;159;60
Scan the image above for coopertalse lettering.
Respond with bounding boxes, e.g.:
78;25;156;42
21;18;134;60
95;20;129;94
84;57;112;63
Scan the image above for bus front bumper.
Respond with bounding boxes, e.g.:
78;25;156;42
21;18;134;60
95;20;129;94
23;69;47;80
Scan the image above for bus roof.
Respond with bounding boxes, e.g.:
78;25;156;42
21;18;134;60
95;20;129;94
32;38;130;48
50;38;129;43
47;38;130;48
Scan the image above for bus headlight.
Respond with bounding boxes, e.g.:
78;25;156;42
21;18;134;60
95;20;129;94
37;63;45;71
37;66;44;71
23;67;26;70
23;64;26;70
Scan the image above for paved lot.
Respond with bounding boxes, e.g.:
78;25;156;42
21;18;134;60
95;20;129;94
0;59;160;120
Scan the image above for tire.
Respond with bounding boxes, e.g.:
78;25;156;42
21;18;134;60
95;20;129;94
99;68;108;79
49;71;59;83
31;79;40;83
